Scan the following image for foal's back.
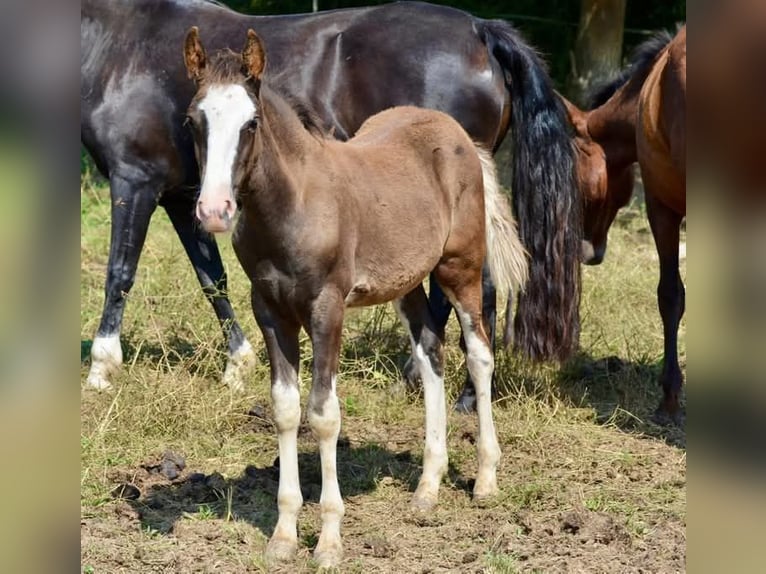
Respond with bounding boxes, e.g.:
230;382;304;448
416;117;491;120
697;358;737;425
322;106;486;305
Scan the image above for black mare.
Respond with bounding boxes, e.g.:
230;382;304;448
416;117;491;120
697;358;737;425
81;0;581;402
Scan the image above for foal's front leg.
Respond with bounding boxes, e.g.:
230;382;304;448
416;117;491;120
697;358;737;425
250;291;302;562
306;288;346;567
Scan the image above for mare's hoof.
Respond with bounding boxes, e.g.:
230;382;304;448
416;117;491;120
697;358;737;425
652;406;685;427
265;536;297;562
453;387;477;414
85;371;113;390
222;340;256;392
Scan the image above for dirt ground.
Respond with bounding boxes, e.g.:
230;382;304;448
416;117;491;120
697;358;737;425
81;174;686;573
81;390;685;573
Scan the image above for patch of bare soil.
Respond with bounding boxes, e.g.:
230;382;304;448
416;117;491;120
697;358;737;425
82;413;685;573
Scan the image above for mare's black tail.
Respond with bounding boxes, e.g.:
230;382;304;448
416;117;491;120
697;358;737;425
480;20;582;361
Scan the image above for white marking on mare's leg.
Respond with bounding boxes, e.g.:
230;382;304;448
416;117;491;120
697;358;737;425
267;382;302;562
308;375;344;567
222;338;255;392
393;303;448;511
454;305;501;500
86;334;122;390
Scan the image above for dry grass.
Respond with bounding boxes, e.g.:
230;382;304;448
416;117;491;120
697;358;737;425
81;171;686;573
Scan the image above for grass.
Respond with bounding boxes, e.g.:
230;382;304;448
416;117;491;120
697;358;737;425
81;173;686;573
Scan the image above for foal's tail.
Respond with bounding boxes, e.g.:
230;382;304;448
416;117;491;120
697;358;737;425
480;20;582;361
477;147;529;297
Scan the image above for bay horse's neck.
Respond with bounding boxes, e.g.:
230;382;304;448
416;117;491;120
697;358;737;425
586;81;642;171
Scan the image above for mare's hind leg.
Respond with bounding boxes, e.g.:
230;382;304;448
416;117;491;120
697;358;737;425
164;195;254;390
435;264;501;500
250;289;303;562
86;173;159;389
646;194;685;424
393;285;448;511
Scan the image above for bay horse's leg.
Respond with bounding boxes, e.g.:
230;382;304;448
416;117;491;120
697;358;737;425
645;194;685;424
164;196;254;390
393;285;448;512
305;288;346;567
502;290;515;349
250;289;303;562
86;174;159;389
436;267;501;500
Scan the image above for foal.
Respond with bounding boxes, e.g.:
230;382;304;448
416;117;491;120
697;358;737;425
183;28;528;566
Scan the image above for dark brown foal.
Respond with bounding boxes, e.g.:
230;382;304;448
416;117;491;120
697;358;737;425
184;28;527;567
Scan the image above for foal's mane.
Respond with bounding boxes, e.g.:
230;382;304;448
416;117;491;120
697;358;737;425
588;29;675;110
203;49;327;138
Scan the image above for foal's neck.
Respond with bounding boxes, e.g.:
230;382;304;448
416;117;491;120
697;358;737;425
248;86;323;207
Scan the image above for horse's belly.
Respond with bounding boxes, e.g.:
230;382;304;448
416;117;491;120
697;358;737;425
344;259;439;307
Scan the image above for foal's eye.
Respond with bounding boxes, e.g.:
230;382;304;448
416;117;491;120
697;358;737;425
245;118;258;133
183;115;194;129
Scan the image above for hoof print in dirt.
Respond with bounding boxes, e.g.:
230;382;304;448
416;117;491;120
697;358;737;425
111;483;141;500
560;511;628;545
363;536;395;558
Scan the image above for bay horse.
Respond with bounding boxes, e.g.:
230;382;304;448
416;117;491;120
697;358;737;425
182;27;528;566
81;0;581;396
558;27;686;423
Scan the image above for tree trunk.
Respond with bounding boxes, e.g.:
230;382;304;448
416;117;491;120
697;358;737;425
567;0;627;107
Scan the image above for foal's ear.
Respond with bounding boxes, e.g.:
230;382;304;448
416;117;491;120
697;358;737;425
184;26;206;81
242;29;266;80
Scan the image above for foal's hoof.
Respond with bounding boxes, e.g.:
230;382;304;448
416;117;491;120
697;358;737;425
410;491;438;513
473;481;499;504
265;536;297;562
453;387;477;414
313;542;343;569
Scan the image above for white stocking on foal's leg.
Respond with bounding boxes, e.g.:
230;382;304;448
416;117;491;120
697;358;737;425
267;381;303;561
394;294;448;511
454;304;501;500
308;376;344;567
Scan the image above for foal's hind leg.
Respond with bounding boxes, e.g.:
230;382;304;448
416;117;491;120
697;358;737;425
393;285;448;511
435;265;501;500
87;173;159;389
453;264;499;414
164;196;254;390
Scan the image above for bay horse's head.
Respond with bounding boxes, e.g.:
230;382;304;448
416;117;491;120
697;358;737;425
560;96;633;265
183;27;266;233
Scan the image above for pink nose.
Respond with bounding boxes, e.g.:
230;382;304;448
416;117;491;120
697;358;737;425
196;199;235;233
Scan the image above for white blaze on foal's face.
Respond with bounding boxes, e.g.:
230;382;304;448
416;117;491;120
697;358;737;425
196;83;256;231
